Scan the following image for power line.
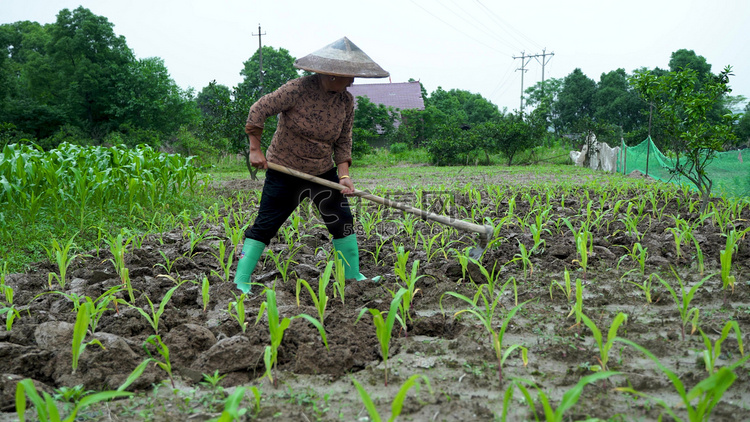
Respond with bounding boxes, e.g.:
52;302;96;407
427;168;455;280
513;49;554;113
409;0;509;55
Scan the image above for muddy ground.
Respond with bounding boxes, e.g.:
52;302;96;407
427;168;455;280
2;169;750;421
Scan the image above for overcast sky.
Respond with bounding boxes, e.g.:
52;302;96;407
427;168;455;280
3;0;749;112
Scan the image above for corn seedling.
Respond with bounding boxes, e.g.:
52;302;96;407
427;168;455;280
549;268;573;301
578;311;628;372
567;277;584;330
256;288;293;387
121;278;185;335
655;269;710;341
15;378;131;422
186;226;212;257
106;231;135;302
266;247;300;284
718;228;748;295
154;250;182;274
367;234;389;267
214;386;260;421
210;240;234;282
507;371;619;422
201;275;210;313
615;337;749;422
142;334;176;388
617;242;648;276
44;234;79;289
625;273;657;304
351;374;433;422
296;260;333;330
698;321;744;374
228;292;248;333
562;218;591;275
71;302;104;373
332;255;346;305
0;284;21;331
356;288;408;386
507;240;533;278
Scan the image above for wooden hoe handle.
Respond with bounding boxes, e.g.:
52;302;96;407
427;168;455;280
266;162;492;237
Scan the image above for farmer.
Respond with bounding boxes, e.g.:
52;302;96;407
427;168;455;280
234;37;389;294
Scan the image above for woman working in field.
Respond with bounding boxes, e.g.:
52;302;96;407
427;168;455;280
234;37;389;294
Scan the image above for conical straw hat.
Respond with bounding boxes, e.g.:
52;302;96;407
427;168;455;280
294;37;389;78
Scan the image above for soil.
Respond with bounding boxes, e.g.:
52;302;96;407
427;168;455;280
2;169;750;421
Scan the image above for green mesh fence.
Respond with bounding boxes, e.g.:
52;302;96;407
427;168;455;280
616;137;750;198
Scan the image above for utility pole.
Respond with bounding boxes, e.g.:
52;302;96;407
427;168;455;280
252;24;266;93
514;49;555;113
534;48;555;96
513;51;531;113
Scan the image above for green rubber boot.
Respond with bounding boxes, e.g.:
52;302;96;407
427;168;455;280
234;238;265;294
332;234;379;282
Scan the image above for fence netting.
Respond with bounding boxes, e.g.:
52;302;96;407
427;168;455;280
616;137;750;199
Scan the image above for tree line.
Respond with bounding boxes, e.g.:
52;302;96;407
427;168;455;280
2;7;749;172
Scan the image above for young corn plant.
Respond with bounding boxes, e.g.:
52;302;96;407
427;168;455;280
228;292;248;333
617;242;648;276
295;260;333;349
506;371;620;422
266;247;301;284
121;278;185;336
352;374;433;422
567;277;584;330
393;246;425;324
332;255;346;305
71;302;104;373
256;288;292;387
106;231;136;303
356;288;408;386
718;228;749;296
615;337;750;422
142;334;176;388
698;321;744;374
201;275;210;313
15;378;131;422
625;273;657;304
549;268;573;301
45;234;79;290
454;301;531;385
210;240;234;283
691;235;705;276
577;311;628;372
562;218;591;276
655;269;711;341
507;240;533;279
0;284;22;331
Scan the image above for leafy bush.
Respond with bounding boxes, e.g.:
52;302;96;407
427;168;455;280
389;142;409;155
352;128;375;159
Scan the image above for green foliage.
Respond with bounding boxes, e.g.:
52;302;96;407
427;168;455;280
630;65;736;209
16;378;131;422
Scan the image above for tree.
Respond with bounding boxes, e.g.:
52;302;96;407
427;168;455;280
112;57;197;141
554;69;596;134
237;46;298;98
474;113;537;165
46;7;134;139
232;46;299;179
593;69;644;142
524;77;563;134
735;103;750;148
631;66;736;210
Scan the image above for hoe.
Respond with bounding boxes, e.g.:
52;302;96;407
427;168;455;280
268;162;493;259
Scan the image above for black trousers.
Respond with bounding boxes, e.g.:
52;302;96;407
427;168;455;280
245;167;355;245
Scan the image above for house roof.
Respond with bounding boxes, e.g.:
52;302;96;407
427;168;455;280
347;81;425;111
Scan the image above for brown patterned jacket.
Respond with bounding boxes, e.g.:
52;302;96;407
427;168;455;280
245;74;353;176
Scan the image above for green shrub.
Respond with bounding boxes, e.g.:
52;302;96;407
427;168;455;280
389;142;409;155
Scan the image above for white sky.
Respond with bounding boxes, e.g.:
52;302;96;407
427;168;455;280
2;0;749;112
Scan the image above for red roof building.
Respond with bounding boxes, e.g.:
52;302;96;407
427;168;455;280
347;81;425;111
